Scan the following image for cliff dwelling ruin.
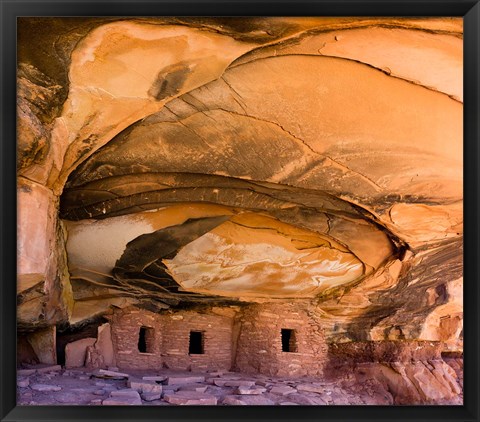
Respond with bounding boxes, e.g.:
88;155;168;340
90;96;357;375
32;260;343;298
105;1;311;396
16;16;464;406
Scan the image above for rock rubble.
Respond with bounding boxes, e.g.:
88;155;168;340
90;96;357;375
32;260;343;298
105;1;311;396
16;360;462;406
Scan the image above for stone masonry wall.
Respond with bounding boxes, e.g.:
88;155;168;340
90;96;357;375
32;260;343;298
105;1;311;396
235;302;328;377
161;311;233;371
328;340;443;366
109;307;163;370
109;307;234;371
109;304;327;375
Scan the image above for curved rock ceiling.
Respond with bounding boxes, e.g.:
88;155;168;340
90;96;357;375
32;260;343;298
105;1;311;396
17;18;463;347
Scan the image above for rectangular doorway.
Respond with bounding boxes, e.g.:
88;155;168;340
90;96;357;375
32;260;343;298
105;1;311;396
189;331;204;354
281;328;298;352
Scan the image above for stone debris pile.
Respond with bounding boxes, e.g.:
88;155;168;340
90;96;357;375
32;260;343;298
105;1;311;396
16;363;463;406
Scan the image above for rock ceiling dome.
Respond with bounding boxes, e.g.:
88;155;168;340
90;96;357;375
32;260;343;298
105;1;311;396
17;17;462;347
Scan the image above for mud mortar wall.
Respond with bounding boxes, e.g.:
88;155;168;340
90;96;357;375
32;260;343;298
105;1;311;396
109;308;163;370
235;303;328;377
109;307;234;371
328;340;443;366
161;311;234;371
108;304;329;375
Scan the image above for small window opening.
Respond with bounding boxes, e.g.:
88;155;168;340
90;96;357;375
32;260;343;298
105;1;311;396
138;326;154;353
281;329;297;353
189;331;204;354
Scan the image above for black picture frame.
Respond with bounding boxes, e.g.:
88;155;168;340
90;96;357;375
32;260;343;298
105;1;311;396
1;1;479;421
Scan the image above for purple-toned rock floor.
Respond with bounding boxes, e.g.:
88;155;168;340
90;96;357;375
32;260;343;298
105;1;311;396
16;362;463;406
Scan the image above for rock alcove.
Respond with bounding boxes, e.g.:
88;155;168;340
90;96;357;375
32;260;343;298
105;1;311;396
17;17;463;405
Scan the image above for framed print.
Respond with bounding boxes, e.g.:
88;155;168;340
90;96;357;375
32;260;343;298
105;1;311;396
1;1;479;421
